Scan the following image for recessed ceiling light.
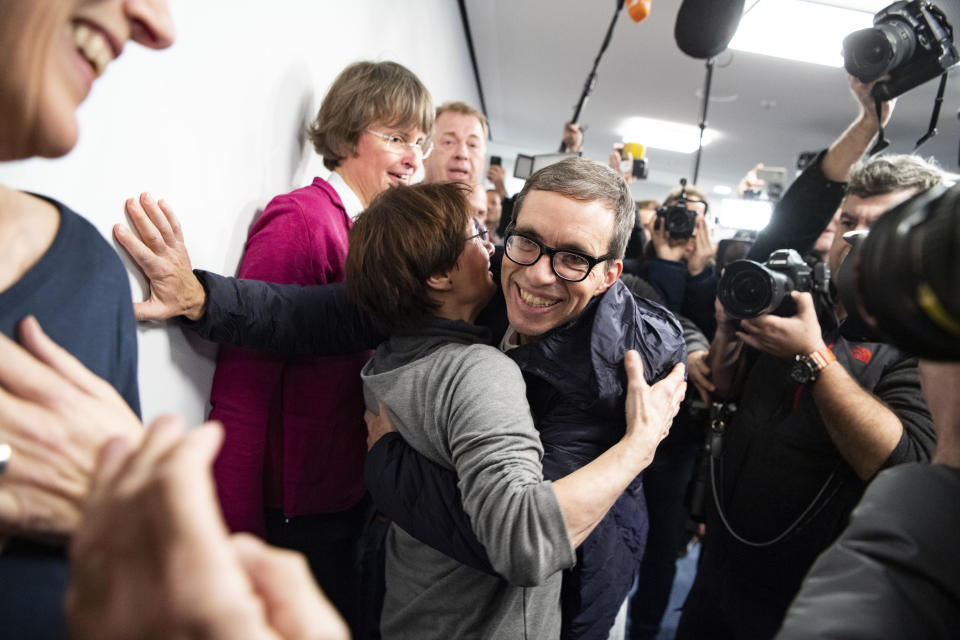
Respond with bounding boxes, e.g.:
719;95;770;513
619;117;720;154
713;185;733;195
718;197;774;231
729;0;874;67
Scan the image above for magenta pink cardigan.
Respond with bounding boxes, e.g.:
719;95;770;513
210;177;371;534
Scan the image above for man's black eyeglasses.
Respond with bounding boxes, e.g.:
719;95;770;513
503;226;614;283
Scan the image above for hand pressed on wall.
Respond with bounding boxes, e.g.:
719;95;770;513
114;193;207;322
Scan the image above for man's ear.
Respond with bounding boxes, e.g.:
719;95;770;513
593;259;623;297
427;272;454;292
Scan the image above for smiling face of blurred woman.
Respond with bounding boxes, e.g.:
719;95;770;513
0;0;174;161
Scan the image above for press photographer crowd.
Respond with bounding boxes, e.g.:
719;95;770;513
1;0;959;639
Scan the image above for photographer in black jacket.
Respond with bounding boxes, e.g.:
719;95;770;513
779;179;960;639
675;91;941;637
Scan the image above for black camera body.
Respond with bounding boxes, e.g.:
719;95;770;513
656;178;702;240
656;200;697;239
843;0;958;101
718;249;830;320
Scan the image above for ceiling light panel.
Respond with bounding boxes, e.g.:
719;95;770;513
619;117;721;154
729;0;875;67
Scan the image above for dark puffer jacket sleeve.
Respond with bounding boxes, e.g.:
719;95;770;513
184;271;384;355
364;433;496;576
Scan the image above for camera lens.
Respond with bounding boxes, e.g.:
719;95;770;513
664;205;696;239
853;184;960;360
719;261;776;319
667;210;687;229
843;19;916;83
732;271;767;307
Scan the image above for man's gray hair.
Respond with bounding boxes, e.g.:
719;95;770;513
511;157;635;260
847;154;943;198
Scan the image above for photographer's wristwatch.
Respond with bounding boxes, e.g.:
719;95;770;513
790;348;836;384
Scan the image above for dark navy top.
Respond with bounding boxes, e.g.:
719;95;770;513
0;196;140;640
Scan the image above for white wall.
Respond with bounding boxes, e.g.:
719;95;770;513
0;0;480;426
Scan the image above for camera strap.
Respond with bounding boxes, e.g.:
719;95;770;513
915;71;949;150
871;71;951;156
706;401;735;460
708;401;841;548
870;94;891;156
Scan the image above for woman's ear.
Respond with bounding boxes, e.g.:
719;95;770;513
426;272;454;292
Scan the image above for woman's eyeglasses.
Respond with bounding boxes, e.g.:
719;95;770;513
366;130;433;159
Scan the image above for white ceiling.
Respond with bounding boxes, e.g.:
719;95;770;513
464;0;960;201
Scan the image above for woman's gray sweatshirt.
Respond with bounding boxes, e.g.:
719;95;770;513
362;319;575;640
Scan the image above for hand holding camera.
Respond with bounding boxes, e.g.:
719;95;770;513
849;75;895;127
736;292;829;360
655;200;698;240
655;179;707;241
609;143;637;184
685;215;715;277
738;163;767;198
562;122;583;153
650;216;690;262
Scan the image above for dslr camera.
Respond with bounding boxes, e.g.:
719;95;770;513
843;0;958;101
836;182;960;360
718;249;830;319
656;179;702;240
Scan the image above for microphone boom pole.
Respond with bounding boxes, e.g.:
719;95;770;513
691;58;714;185
560;0;627;151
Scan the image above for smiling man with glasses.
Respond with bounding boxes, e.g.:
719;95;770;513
497;159;630;346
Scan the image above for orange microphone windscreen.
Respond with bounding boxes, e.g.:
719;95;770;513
627;0;651;23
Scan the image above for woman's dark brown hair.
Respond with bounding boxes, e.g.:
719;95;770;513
346;182;472;333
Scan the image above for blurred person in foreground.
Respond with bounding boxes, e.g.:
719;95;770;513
67;409;348;640
0;0;173;636
0;2;347;636
778;358;960;639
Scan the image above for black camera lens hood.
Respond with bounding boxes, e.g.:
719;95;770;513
858;182;960;359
